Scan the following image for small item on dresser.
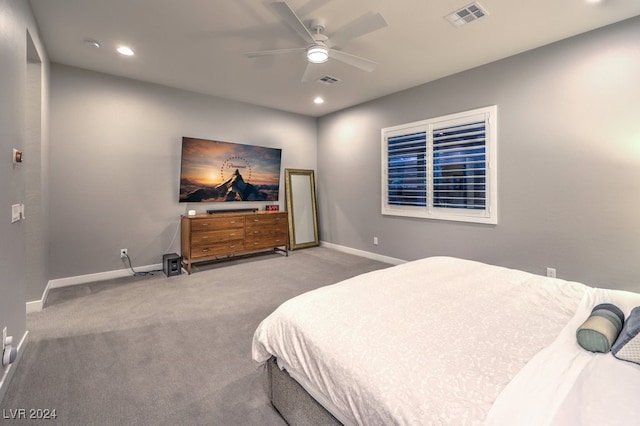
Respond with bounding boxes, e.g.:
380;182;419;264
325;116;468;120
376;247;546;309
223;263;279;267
576;303;624;353
612;306;640;365
266;205;279;211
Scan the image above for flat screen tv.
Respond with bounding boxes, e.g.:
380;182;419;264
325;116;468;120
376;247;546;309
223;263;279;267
179;137;282;203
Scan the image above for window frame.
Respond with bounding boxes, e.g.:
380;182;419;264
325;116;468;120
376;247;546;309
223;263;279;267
381;105;497;225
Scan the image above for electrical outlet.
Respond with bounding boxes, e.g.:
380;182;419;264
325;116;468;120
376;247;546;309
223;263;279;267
120;249;128;258
373;237;379;245
2;327;6;351
546;267;557;278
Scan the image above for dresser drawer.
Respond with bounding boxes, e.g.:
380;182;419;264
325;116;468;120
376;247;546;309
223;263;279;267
191;242;245;259
191;229;245;245
245;213;287;227
245;223;287;238
245;235;288;251
190;216;244;231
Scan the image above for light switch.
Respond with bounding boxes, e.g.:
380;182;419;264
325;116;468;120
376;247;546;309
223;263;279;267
11;204;21;223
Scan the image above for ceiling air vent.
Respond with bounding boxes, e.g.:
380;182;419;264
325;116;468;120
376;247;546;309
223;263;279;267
446;2;488;28
318;75;340;85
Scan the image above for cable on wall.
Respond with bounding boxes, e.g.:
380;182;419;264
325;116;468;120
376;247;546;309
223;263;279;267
122;253;162;276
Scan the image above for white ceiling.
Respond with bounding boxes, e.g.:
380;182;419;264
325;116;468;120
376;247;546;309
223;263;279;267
29;0;640;117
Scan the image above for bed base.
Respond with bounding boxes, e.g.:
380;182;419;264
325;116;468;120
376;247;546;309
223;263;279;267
268;357;342;426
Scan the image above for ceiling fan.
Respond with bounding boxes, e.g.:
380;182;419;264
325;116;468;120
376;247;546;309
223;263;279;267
245;1;388;81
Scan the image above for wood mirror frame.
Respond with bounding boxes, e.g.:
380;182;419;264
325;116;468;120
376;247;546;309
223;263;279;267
285;168;319;250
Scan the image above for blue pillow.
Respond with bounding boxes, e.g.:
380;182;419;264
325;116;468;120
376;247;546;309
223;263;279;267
576;303;625;353
612;306;640;365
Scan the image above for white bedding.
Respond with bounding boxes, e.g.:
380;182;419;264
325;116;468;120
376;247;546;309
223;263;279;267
487;287;640;425
253;256;619;425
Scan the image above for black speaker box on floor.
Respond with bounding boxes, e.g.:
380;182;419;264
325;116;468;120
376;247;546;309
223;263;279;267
163;253;181;277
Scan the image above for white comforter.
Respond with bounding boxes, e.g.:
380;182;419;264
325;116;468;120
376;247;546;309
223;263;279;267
487;287;640;425
252;256;640;425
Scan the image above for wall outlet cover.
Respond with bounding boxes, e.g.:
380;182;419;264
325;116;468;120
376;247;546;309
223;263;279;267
11;204;21;223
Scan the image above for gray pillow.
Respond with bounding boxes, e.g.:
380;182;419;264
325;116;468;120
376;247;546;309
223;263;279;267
576;303;624;353
612;306;640;365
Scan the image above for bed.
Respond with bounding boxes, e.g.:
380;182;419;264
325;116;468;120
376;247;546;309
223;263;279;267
252;256;640;425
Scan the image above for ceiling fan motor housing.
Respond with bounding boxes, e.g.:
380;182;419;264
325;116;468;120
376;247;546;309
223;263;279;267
309;18;326;35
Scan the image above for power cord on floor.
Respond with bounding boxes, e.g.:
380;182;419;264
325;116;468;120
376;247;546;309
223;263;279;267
122;252;163;276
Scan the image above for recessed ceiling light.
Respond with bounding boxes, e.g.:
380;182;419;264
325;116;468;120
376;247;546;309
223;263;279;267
117;46;134;56
83;39;100;48
314;97;325;104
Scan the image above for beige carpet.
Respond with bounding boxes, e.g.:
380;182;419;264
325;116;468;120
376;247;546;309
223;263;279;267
0;247;389;425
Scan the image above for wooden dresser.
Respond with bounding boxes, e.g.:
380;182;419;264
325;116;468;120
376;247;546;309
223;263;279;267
180;211;288;274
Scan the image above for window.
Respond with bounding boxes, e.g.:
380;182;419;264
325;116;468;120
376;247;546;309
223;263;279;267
382;106;497;224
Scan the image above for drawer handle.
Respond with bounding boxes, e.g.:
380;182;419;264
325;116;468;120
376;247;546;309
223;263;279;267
202;236;209;239
202;249;209;253
201;223;208;226
230;233;235;236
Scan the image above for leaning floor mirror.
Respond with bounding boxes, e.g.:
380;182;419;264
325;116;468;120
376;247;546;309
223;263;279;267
285;168;319;250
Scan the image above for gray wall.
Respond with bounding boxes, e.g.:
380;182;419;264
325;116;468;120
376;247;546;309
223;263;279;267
0;0;49;391
48;64;317;281
317;16;640;292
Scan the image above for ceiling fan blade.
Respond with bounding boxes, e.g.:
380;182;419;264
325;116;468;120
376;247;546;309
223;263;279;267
328;49;378;72
301;62;321;82
269;1;316;45
297;0;334;17
327;12;388;48
245;47;305;58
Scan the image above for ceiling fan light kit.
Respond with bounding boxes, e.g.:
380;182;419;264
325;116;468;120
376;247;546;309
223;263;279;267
307;45;329;63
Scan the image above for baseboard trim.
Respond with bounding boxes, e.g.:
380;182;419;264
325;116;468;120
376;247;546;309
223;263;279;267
0;331;28;406
26;263;163;312
48;263;163;289
319;241;406;266
26;299;44;314
28;246;398;311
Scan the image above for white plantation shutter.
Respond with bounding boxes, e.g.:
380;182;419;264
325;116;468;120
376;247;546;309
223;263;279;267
386;131;427;207
382;106;497;224
432;117;487;210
